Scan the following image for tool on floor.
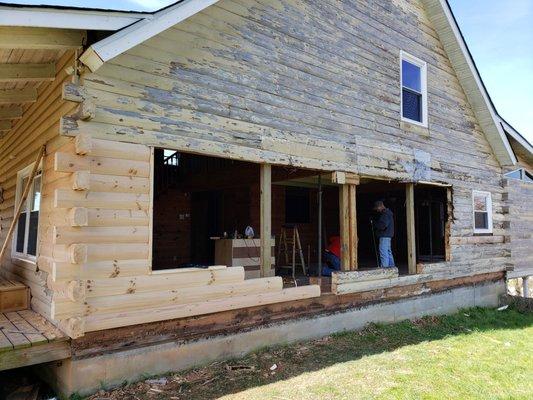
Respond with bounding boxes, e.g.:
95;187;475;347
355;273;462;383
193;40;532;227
277;224;306;279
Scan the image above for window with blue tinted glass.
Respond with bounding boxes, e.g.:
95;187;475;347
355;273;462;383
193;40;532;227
402;60;421;92
401;55;425;124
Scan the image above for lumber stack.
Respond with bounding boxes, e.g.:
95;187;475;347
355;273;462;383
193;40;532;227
41;122;320;336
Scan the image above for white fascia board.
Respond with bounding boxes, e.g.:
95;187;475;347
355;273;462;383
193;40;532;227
422;0;516;166
500;119;533;156
0;6;148;30
84;0;219;69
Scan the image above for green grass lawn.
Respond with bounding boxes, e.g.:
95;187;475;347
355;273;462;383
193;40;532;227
86;306;533;400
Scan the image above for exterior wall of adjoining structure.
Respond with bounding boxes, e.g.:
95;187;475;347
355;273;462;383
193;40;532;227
0;51;77;319
504;178;533;279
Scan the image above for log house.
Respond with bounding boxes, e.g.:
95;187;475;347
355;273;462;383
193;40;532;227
0;0;531;396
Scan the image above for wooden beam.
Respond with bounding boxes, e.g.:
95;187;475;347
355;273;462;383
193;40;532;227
340;183;357;271
0;106;22;119
0;27;86;49
0;63;55;82
0;87;37;103
339;184;350;271
406;183;417;275
349;184;358;270
260;163;272;277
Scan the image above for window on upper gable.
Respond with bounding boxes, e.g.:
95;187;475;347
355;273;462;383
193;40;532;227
401;51;428;127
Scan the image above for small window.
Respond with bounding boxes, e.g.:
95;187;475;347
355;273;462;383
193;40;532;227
504;168;533;182
13;164;42;260
401;51;427;126
472;190;492;234
285;187;310;224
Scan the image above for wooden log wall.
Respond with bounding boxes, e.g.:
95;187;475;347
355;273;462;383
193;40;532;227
0;52;77;321
39;129;320;336
504;178;533;279
66;0;512;284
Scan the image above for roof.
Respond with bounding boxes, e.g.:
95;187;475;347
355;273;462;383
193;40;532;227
0;0;530;167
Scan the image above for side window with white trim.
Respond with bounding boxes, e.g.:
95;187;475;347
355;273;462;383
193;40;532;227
472;190;492;234
14;164;42;259
401;51;428;127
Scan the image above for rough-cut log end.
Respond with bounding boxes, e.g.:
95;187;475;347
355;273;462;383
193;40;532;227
62;82;87;103
60;116;79;137
59;317;85;339
68;207;89;227
69;243;88;264
75;133;92;155
72;171;90;191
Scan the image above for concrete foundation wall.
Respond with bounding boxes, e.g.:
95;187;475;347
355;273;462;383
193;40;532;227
45;279;505;398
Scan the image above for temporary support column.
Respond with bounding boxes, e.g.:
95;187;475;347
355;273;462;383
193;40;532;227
338;172;358;271
406;183;417;274
260;164;272;277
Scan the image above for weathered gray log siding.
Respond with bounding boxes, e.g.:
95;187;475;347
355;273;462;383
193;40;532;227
71;0;509;267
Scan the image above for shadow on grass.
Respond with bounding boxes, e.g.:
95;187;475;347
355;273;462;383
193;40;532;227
89;306;533;400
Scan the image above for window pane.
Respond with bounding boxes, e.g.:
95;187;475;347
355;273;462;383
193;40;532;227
32;175;42;211
402;60;421;92
504;169;522;180
402;89;422;122
473;194;487;212
20;177;29;212
27;210;39;256
16;212;27;253
474;212;488;229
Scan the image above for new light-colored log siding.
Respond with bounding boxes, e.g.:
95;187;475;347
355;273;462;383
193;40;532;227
56;0;512;328
37;134;319;336
0;52;77;319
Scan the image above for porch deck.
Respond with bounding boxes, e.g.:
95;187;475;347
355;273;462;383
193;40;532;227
0;310;70;371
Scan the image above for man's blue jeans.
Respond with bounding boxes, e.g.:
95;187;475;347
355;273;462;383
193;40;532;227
322;252;341;276
379;237;395;268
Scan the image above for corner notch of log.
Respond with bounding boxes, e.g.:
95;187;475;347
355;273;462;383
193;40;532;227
62;82;87;103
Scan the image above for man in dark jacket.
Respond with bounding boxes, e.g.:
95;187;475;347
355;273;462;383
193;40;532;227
373;200;395;268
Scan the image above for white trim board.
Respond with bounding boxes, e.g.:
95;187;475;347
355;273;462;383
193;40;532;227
421;0;516;166
80;0;220;72
0;5;148;30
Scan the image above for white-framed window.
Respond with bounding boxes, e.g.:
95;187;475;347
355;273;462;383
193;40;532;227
13;163;42;260
472;190;493;234
400;50;428;127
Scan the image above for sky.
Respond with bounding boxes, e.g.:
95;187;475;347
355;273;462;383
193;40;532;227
4;0;533;143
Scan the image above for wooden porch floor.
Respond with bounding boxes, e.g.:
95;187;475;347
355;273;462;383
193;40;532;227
0;310;70;371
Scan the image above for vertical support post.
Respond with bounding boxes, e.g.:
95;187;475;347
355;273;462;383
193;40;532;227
406;183;417;275
339;184;350;271
349;184;358;270
260;164;272;277
317;174;322;277
523;277;529;298
445;187;453;262
339;182;358;271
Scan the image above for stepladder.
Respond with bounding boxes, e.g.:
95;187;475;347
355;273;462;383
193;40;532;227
277;224;306;279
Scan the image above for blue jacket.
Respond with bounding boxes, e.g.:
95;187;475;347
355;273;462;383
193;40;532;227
375;208;394;238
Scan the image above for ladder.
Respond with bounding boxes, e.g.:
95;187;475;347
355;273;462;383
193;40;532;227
277;224;306;279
